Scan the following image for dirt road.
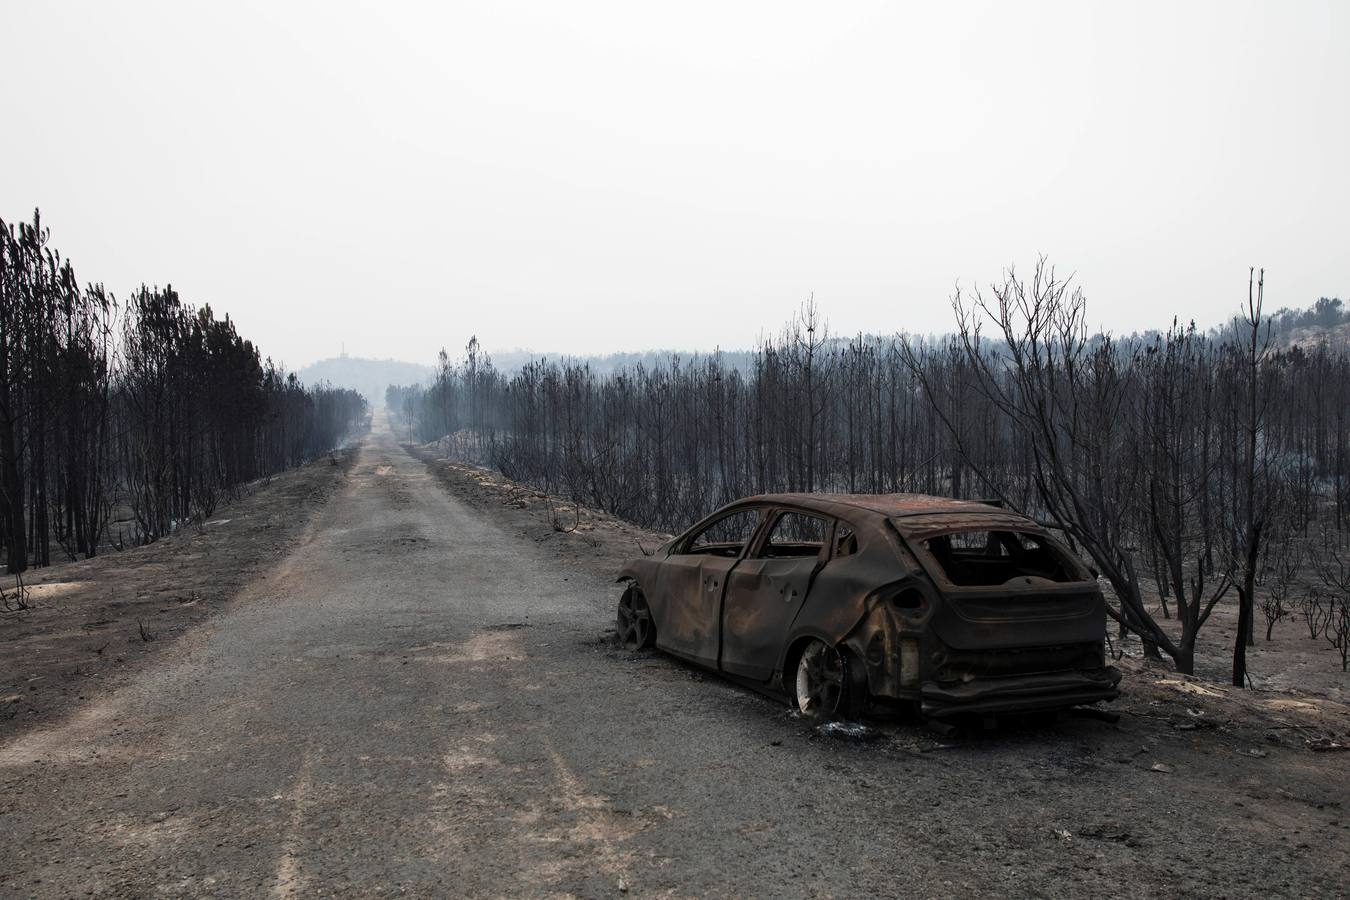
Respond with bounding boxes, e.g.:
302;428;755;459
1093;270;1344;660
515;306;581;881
2;421;1346;897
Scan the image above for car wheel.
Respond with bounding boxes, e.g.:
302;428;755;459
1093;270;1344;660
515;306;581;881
794;640;857;721
616;585;655;651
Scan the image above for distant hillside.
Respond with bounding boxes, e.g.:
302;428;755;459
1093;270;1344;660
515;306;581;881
321;297;1349;403
1269;297;1350;348
486;347;760;376
297;356;434;404
1282;321;1350;349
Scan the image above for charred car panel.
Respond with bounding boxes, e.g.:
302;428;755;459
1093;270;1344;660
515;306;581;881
616;492;1121;720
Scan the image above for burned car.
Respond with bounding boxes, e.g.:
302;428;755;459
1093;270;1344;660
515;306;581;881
615;493;1120;721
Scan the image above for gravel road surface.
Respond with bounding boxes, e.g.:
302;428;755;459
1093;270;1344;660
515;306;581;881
2;422;1346;897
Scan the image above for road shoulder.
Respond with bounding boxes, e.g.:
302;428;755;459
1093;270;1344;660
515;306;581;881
0;450;357;737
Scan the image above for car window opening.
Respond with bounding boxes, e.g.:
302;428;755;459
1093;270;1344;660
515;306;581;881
759;512;828;560
921;530;1079;586
686;509;762;558
835;526;859;558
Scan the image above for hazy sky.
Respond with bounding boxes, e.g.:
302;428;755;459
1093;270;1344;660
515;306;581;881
3;1;1347;368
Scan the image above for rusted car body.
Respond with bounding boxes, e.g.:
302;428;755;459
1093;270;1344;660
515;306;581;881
615;493;1121;720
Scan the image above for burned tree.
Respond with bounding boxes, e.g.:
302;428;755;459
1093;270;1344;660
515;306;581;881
903;262;1182;665
1261;541;1300;641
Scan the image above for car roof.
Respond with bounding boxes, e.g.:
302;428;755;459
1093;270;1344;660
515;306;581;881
738;492;1024;521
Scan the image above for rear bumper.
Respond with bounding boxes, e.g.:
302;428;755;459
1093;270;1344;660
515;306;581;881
921;666;1121;719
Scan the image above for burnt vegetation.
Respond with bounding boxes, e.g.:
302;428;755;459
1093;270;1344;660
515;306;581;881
390;260;1350;687
0;210;368;574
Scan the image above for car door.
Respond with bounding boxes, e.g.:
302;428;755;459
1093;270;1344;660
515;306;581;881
653;506;767;669
719;509;833;681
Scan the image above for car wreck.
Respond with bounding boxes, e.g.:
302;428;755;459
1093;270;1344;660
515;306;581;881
616;493;1121;721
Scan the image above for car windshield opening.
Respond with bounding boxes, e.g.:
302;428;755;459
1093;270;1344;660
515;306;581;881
920;530;1081;586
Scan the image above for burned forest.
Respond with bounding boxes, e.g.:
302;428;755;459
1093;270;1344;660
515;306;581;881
0;211;368;577
390;265;1350;688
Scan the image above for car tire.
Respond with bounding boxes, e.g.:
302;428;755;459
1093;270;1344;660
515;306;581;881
794;639;862;722
616;584;656;651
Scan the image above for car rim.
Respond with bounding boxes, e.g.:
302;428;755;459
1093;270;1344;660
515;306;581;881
617;588;652;650
796;641;846;719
